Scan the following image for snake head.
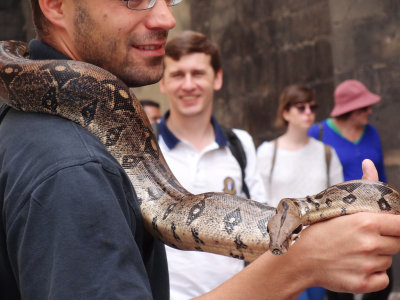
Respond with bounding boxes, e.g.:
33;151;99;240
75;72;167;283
267;199;303;255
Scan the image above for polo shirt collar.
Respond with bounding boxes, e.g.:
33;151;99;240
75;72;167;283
29;39;70;60
159;111;228;150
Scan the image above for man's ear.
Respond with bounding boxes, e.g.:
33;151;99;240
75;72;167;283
214;69;223;91
38;0;67;29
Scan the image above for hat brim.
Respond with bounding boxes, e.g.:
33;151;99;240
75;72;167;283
330;93;381;117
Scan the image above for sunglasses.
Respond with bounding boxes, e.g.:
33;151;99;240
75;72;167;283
359;106;372;112
293;103;319;114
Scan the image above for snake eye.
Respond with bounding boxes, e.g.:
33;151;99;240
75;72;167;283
292;225;303;235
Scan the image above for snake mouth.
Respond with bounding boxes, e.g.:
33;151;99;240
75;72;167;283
272;249;282;255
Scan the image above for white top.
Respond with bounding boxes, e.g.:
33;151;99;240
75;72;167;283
158;120;266;300
256;138;344;207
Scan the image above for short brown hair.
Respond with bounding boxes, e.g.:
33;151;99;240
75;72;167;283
165;31;221;73
275;84;315;128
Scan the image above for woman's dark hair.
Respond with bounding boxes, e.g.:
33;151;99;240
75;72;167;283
275;84;315;129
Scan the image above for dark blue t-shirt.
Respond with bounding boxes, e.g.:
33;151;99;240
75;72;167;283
0;41;169;299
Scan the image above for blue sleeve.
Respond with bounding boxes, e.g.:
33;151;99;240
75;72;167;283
372;128;387;183
308;123;321;140
7;162;154;300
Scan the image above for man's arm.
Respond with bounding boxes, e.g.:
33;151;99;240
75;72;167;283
196;159;400;299
198;213;400;300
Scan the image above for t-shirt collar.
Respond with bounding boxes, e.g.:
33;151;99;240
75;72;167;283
159;111;228;150
29;39;70;60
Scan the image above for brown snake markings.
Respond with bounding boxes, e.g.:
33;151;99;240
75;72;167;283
1;41;400;259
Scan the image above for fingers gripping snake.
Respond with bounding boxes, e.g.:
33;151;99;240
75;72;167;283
1;41;400;261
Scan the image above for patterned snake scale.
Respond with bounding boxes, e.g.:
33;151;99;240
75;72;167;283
1;41;400;260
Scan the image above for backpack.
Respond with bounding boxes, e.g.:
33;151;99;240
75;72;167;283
318;122;332;187
151;122;251;199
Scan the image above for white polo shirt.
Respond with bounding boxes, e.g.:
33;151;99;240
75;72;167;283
157;113;266;300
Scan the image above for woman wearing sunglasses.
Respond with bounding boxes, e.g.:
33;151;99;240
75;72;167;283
257;84;344;300
308;80;389;300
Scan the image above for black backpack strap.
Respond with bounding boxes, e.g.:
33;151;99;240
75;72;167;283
268;139;278;187
318;122;324;140
0;104;10;124
324;144;332;187
221;127;251;199
317;122;332;187
151;122;160;141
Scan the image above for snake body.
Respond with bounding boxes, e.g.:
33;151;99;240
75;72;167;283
1;40;400;261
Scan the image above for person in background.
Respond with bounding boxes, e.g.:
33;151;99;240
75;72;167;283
140;99;162;124
1;1;400;299
257;84;343;300
157;30;266;299
308;79;390;300
308;80;386;182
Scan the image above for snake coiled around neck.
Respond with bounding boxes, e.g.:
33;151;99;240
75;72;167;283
1;40;400;261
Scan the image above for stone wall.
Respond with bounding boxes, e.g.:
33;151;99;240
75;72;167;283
329;0;400;188
190;0;400;189
0;0;34;41
191;0;334;142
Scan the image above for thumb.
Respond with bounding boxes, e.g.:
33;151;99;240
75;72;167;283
362;159;379;181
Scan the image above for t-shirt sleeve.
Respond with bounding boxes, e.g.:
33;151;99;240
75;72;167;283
7;162;154;300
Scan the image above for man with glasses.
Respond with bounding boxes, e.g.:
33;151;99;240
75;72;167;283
1;1;400;299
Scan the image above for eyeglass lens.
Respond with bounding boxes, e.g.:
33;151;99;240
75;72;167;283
126;0;181;10
294;103;318;113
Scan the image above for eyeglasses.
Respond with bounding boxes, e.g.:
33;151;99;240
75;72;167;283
359;105;372;112
122;0;183;10
293;103;319;114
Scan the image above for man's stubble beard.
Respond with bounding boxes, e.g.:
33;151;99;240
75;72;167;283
73;4;165;87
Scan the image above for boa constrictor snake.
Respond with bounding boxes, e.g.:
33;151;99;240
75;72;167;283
1;40;400;260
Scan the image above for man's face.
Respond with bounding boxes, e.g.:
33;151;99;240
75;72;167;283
283;102;317;131
160;53;222;119
143;105;162;124
67;0;176;87
350;106;373;126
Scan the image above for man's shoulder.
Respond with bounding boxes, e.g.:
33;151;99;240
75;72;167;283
0;109;133;228
0;109;122;182
308;120;326;138
365;123;380;135
230;128;254;145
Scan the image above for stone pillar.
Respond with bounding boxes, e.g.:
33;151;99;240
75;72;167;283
191;0;400;189
190;0;334;144
329;0;400;188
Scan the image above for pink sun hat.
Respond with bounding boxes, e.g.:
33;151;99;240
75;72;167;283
330;80;381;117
